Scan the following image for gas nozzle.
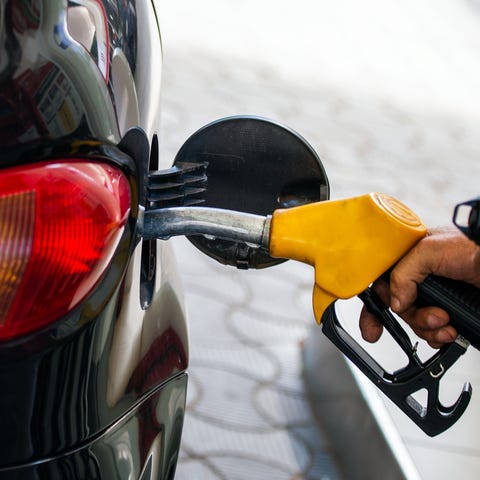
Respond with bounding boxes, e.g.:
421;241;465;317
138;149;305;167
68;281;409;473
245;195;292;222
140;192;427;319
139;192;480;436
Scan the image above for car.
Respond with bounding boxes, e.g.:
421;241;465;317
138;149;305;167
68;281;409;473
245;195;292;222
0;1;328;478
0;1;188;478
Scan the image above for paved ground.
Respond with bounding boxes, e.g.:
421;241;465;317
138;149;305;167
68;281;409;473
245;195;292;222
155;1;480;478
169;240;341;479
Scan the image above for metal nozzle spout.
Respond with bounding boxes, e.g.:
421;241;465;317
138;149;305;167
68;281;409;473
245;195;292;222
139;206;271;249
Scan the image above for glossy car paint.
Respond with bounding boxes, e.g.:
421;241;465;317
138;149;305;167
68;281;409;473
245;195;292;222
0;1;189;478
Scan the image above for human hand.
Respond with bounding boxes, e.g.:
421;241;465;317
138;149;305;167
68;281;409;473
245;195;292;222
359;226;480;348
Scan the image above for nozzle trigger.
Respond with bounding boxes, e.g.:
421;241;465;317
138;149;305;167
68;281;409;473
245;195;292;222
321;292;471;437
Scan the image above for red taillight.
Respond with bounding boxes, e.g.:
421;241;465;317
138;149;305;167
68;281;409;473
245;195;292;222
0;161;131;340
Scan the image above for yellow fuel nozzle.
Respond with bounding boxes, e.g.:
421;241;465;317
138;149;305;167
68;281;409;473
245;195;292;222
268;192;427;322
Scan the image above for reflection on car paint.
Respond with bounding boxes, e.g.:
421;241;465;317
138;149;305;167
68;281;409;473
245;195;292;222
0;0;138;147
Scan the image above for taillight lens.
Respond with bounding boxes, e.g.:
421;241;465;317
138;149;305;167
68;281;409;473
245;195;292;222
0;161;131;340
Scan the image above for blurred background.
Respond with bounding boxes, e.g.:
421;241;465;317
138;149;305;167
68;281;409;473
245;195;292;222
154;1;480;478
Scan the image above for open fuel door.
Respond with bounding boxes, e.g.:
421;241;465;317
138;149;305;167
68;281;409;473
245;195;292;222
171;116;329;268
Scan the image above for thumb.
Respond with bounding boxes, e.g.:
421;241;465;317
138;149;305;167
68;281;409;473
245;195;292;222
389;244;430;313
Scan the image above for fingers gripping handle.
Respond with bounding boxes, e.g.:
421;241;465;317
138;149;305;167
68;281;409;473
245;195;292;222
379;269;480;350
411;274;480;351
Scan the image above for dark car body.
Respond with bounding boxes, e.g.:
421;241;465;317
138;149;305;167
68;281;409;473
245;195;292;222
0;1;189;478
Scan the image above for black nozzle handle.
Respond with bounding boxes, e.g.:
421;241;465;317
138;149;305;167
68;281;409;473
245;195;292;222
321;297;471;437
